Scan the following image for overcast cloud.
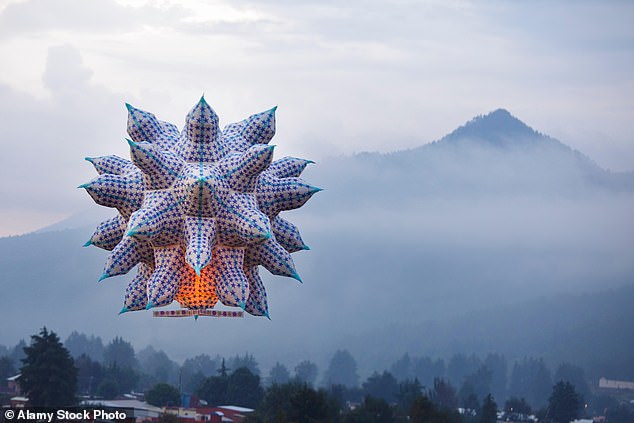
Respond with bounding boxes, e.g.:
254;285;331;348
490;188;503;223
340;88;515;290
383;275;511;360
0;0;632;235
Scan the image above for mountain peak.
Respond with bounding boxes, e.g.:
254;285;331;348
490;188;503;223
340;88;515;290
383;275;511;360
439;108;543;147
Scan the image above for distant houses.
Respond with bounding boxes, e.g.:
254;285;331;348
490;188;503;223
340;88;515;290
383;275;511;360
78;400;254;423
1;373;254;423
598;377;634;391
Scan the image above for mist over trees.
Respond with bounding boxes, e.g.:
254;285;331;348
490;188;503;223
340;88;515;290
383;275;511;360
1;325;632;417
2;326;633;422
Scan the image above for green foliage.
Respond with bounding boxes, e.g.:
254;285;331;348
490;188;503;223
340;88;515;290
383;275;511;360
198;366;263;408
509;357;552;409
98;362;139;397
429;377;458;410
396;378;422;411
20;327;77;406
553;363;589;402
0;356;15;380
411;356;446;388
75;353;102;396
504;396;532;414
230;353;260;376
390;353;412;381
226;367;264;408
198;373;228;405
484;354;507;402
146;382;180;407
250;382;340;423
343;396;397;423
184;371;206;394
294;360;318;386
548;381;581;423
328;383;363;404
268;362;290;385
447;354;481;388
103;336;137;369
605;403;634;423
461;365;492;404
362;371;399;403
96;378;119;400
64;331;104;362
409;394;461;423
324;350;359;388
137;346;178;385
181;354;218;393
479;394;497;423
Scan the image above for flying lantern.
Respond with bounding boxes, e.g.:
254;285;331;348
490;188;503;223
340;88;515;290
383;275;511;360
80;97;319;318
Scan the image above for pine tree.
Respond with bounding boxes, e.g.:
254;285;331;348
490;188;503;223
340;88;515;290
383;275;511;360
479;394;497;423
20;327;78;406
548;381;581;423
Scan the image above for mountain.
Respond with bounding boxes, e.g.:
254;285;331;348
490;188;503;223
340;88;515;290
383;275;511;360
315;109;633;205
1;109;632;373
440;108;557;147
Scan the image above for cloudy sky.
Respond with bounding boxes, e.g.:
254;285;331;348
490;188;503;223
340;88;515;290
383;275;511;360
0;0;632;236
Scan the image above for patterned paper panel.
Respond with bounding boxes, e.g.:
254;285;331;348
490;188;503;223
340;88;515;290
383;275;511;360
85;155;135;175
102;236;154;279
122;263;153;312
245;236;299;281
256;173;321;217
80;172;145;219
129;141;184;190
267;157;313;179
88;214;127;251
213;246;249;308
223;107;276;152
244;265;268;317
177;97;225;163
127;103;179;150
217;144;275;192
127;191;184;247
184;215;216;273
271;216;308;253
147;245;184;308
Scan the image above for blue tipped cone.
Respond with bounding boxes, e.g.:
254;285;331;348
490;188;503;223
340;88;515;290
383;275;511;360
84;157;94;163
194;265;201;276
125;102;133;111
291;271;303;283
98;273;109;282
264;311;271;320
83;240;92;247
77;183;90;189
238;301;246;310
194;315;199;321
302;245;311;251
126;138;137;148
119;306;128;315
145;302;155;310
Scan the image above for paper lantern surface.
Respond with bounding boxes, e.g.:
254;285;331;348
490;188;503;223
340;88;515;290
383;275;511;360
81;97;319;317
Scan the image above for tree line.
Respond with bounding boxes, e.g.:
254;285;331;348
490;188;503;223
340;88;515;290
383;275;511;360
2;328;634;423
